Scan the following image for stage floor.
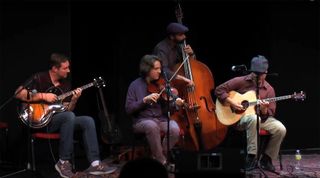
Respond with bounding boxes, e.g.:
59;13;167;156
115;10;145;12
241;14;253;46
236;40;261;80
1;152;320;178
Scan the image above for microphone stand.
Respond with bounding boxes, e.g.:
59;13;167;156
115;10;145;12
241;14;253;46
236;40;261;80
251;72;280;177
156;55;189;167
0;76;40;178
234;69;268;177
250;72;268;178
162;71;175;165
0;77;34;111
234;67;280;177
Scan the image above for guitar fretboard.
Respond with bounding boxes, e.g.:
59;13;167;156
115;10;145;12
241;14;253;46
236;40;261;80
57;82;94;101
249;95;292;106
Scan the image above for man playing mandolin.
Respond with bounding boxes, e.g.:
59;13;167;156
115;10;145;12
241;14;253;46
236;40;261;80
15;53;116;178
215;55;287;172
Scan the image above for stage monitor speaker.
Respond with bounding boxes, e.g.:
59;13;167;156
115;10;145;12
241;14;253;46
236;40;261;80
172;147;245;178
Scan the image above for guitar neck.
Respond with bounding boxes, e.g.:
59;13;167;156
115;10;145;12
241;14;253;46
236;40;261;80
249;95;292;106
57;82;94;100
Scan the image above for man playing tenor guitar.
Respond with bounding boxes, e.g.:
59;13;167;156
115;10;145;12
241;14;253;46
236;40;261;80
215;55;286;172
15;53;116;178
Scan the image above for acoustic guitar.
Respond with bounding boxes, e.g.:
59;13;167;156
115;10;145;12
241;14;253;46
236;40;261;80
215;90;305;126
19;77;105;128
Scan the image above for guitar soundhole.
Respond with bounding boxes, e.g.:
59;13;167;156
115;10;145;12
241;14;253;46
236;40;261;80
241;100;249;110
232;100;249;114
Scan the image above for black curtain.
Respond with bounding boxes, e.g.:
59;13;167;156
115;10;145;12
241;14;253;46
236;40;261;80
0;0;319;166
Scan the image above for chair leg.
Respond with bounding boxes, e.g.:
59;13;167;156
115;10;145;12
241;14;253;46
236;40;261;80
4;128;8;162
72;153;76;170
30;137;36;171
131;139;135;160
0;129;7;163
279;152;283;171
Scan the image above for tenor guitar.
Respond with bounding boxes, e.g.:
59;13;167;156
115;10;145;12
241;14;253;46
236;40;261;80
19;77;105;128
215;90;305;126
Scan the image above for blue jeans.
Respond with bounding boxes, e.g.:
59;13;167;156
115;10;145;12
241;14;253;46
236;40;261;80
48;111;100;163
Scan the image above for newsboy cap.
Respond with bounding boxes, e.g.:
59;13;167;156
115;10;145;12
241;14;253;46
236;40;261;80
250;55;269;73
166;22;189;34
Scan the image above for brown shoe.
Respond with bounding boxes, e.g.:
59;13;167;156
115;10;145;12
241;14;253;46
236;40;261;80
55;160;74;178
85;162;117;175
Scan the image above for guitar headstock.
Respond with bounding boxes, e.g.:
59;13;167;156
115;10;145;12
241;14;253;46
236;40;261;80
93;77;106;88
175;3;183;24
292;91;306;101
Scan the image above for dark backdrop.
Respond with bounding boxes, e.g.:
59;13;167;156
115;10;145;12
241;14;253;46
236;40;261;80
0;0;319;164
0;0;71;163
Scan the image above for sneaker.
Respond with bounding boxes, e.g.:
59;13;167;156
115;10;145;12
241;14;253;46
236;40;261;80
245;154;256;171
55;160;74;178
85;162;117;175
164;162;175;173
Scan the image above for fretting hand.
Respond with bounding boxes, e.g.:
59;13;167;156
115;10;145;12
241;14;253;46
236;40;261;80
71;88;82;101
258;100;269;114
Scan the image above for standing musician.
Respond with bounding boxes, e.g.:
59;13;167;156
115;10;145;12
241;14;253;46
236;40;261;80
153;22;194;86
15;53;117;178
125;54;185;165
215;55;286;171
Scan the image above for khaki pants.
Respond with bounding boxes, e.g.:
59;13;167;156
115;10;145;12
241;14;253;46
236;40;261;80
236;114;286;160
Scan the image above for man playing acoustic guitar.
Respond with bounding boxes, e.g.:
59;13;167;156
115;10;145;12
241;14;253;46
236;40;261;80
215;55;286;172
15;53;116;178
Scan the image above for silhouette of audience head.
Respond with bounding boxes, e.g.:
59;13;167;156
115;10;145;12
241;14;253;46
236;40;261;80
119;158;168;178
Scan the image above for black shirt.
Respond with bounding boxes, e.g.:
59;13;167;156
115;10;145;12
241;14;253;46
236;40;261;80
27;71;72;102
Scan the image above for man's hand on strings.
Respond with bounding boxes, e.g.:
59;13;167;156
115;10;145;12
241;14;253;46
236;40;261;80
71;88;82;101
258;100;269;114
143;93;160;104
184;45;194;56
180;76;194;86
43;93;58;103
184;77;194;86
175;97;185;107
227;97;244;111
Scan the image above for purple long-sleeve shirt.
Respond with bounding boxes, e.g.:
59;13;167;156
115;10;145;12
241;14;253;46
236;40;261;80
125;77;169;123
215;73;276;117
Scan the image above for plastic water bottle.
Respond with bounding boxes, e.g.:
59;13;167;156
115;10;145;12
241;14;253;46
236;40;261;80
293;150;303;175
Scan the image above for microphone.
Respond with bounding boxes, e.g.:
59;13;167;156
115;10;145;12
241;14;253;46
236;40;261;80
27;89;37;100
31;89;38;95
231;64;247;72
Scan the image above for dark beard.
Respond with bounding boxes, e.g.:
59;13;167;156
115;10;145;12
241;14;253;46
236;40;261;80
176;39;184;44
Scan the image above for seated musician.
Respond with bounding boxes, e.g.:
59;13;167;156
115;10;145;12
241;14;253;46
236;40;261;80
15;53;117;178
125;54;185;165
215;55;286;172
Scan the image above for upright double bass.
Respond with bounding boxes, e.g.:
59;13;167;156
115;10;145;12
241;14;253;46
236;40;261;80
171;3;227;151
